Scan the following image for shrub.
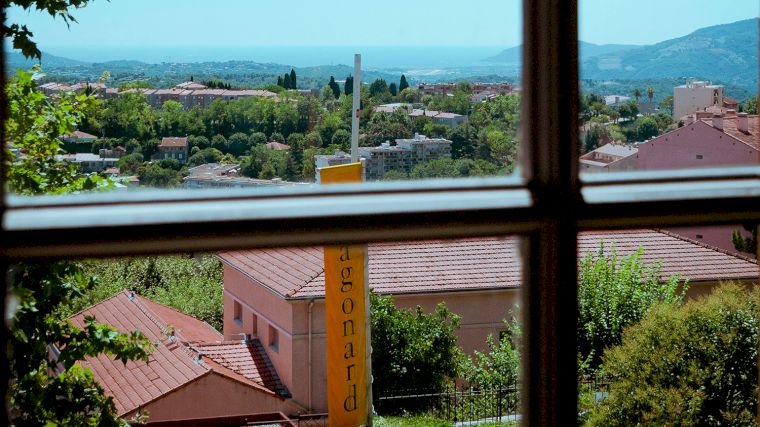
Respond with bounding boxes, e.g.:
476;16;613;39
587;284;759;426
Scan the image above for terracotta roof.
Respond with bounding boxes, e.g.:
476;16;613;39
159;137;188;148
194;341;288;396
265;141;290;150
70;291;282;415
61;130;98;140
699;115;759;150
218;230;758;300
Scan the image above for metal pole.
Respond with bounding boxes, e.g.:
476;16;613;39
351;54;361;163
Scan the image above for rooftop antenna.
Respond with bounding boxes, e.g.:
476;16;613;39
351;54;361;162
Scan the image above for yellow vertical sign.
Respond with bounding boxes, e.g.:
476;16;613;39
321;163;371;427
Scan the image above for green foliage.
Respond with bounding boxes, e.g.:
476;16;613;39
331;128;352;152
344;75;354;96
371;293;461;414
328;76;341;99
587;284;759;426
584;125;610;153
399;75;410;93
578;245;687;368
659;95;674;115
188;147;224;166
411;158;500;179
64;255;225;331
138;162;181;187
459;317;520;390
389;82;398;96
635;116;659;140
249;131;267;146
116;152;143;175
369;78;390;100
741;95;757;114
290;68;297;90
5;68;108;195
732;223;758;254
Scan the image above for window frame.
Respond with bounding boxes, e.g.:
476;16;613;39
1;2;758;426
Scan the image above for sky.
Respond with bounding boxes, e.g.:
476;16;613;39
5;0;758;49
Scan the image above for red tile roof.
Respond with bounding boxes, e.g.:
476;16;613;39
699;115;759;150
159;137;188;148
218;230;758;300
70;291;282;416
61;130;98;140
194;341;288;396
265;141;290;150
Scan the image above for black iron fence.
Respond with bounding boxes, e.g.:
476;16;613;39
376;385;520;425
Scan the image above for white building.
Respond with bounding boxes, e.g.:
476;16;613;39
674;80;724;120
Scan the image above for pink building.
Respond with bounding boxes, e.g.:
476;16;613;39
580;143;638;173
158;137;189;164
636;111;758;252
70;291;302;423
218;230;758;414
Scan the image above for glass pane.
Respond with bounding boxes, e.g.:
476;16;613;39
576;227;759;424
5;235;524;425
579;1;759;256
5;0;522;196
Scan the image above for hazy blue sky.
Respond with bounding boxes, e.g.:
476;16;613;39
6;0;758;48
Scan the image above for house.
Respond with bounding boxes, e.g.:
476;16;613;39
158;137;189;164
372;104;467;128
579;143;638;173
62;152;120;173
69;291;303;423
314;134;452;181
633;110;758;253
60;130;98;144
265;141;291;151
673;80;724;119
218;229;759;413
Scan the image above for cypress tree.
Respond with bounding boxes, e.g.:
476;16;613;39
277;76;283;87
284;73;292;90
290;69;297;90
389;82;398;96
399;74;409;92
328;76;340;99
344;76;354;96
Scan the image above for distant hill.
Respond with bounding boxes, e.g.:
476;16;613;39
483;41;640;63
5;50;90;69
580;18;757;91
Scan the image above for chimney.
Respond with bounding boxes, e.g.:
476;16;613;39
725;109;736;117
712;113;723;131
737;112;749;133
687;115;695;125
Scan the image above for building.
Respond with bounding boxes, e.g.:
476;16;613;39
418;82;514;98
372;104;467;128
673;80;724;120
604;95;631;107
60;130;98;145
218;230;759;413
158;137;189;164
265;141;291;151
187;163;241;178
635;110;758;252
62;152;120;173
69;291;302;423
184;175;305;189
314;134;452;181
579;143;638;173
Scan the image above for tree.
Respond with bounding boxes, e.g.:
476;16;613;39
188;147;224;166
646;86;655;103
659;95;674;116
277;75;283;87
116;153;144;175
328;76;341;99
588;284;758;426
5;67;151;425
285;133;304;181
459;316;520;390
211;134;227;151
331;128;352;152
289;68;297;90
635;116;659;140
732;223;757;254
399;74;410;92
741;95;757;115
578;245;687;368
633;88;642;103
227;132;251;156
398;87;417;103
249;131;267;146
344;75;354;96
371;292;460;414
269;131;285;143
584;125;610;153
369;78;390;99
283;73;291;90
389;82;398;97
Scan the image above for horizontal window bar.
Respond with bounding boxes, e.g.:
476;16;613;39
2;170;759;259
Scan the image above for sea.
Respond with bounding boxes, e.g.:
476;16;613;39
38;45;508;69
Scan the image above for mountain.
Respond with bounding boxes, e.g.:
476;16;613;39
580;18;757;90
483;41;640;63
5;50;90;69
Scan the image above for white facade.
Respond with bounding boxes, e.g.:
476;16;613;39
673;80;724;120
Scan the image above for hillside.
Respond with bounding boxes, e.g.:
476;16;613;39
580;18;758;91
484;41;639;64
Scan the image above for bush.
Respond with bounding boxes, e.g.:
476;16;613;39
371;292;461;415
587;284;758;426
578;245;687;368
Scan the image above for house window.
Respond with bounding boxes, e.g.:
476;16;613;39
268;325;279;352
696;155;703;159
233;300;242;324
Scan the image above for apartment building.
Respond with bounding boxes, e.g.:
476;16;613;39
673;80;724;119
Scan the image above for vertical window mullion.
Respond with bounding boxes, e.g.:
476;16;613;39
520;0;581;425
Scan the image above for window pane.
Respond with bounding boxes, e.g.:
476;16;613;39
5;235;525;424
